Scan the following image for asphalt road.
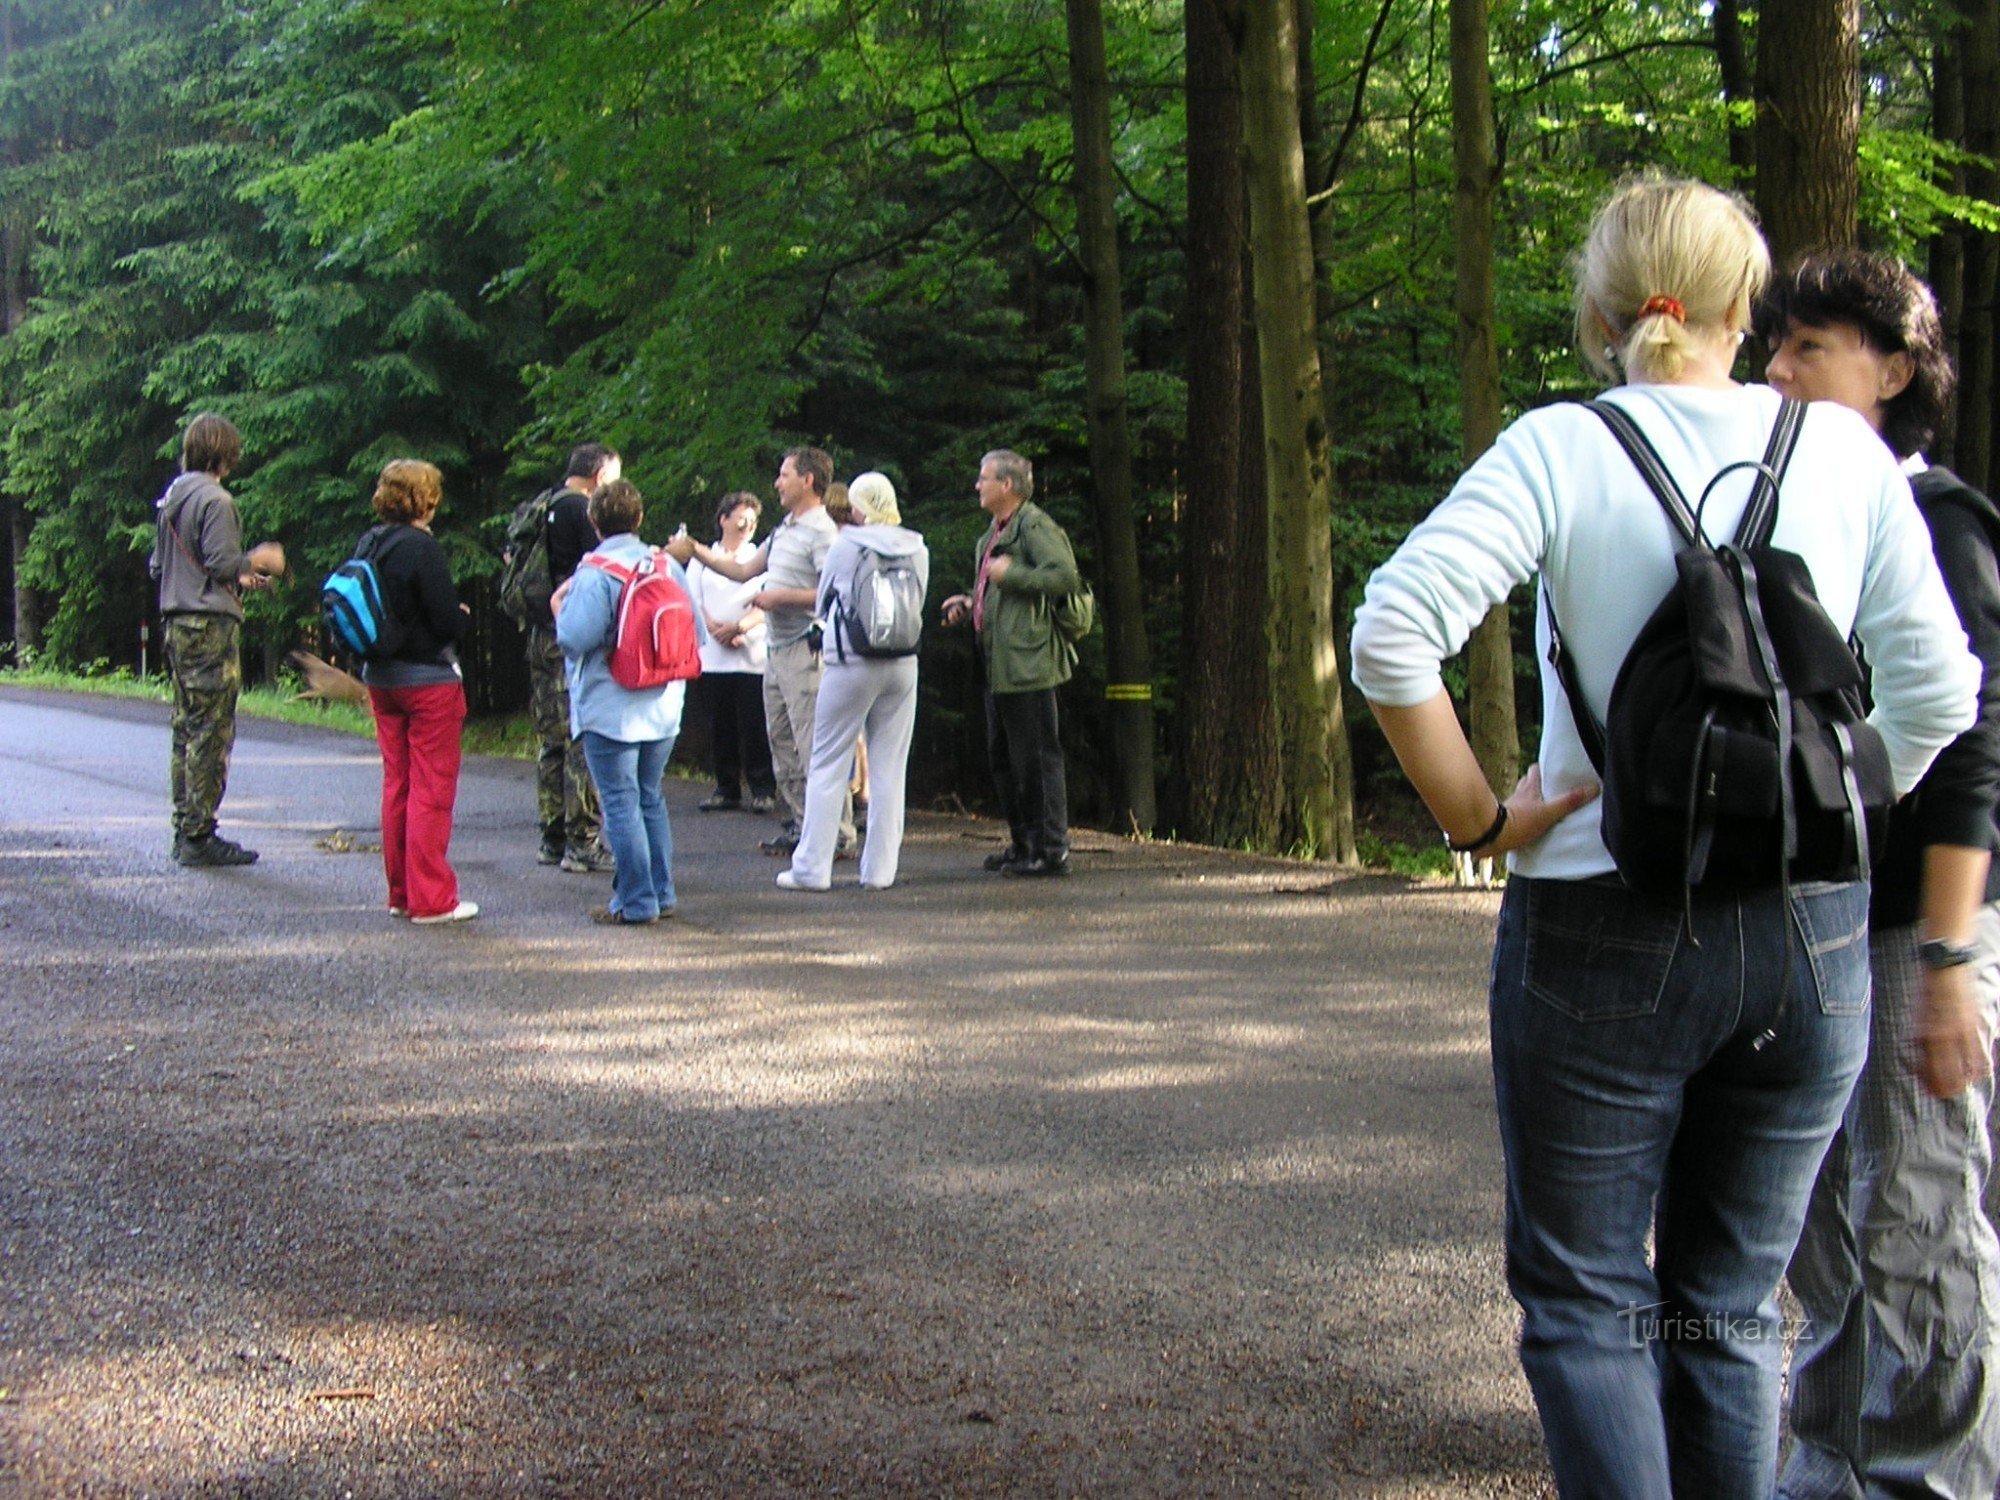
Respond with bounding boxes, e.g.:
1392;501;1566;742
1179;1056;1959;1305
0;686;1550;1497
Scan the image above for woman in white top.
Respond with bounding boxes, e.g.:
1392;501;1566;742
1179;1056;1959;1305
777;472;929;892
1350;177;1979;1498
686;491;777;814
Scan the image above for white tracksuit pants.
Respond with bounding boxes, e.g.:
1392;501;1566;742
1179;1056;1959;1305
791;655;918;889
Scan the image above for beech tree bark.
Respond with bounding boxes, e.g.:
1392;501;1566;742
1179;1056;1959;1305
1063;0;1156;835
1177;0;1280;848
1234;0;1355;862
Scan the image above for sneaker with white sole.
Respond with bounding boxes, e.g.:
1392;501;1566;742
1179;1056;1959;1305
411;900;479;924
775;870;830;892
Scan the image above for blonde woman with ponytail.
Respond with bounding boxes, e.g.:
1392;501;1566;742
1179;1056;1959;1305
1351;176;1979;1496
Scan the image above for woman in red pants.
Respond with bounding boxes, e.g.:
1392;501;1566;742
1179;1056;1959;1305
353;459;476;923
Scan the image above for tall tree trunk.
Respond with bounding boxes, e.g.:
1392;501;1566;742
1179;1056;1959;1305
1958;0;1999;493
1063;0;1156;835
1754;0;1860;266
1711;0;1756;189
1177;0;1280;849
1234;0;1355;863
1932;3;1967;468
1451;0;1518;803
1;0;33;661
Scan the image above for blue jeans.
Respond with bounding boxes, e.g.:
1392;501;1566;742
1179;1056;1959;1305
580;732;676;921
1491;876;1871;1499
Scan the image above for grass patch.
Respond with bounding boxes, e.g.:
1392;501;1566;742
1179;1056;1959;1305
1354;830;1457;880
0;664;535;759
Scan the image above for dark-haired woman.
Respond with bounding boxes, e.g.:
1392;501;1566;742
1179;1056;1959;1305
356;458;475;924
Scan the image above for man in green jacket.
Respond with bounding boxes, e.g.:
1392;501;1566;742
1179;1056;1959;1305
942;449;1080;877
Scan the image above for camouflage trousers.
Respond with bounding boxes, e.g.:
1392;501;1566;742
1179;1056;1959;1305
166;613;242;843
528;625;600;848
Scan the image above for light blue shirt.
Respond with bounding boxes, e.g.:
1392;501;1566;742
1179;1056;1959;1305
554;532;705;743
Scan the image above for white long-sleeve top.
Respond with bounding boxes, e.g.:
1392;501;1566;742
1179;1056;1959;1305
1351;381;1979;880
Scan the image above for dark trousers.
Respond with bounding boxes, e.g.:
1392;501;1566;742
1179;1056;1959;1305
985;687;1068;860
698;671;776;801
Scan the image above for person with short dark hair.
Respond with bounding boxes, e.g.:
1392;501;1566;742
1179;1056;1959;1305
353;459;475;923
686;491;777;813
668;446;855;859
940;448;1080;877
150;411;286;866
1760;249;2000;1500
552;478;699;926
525;442;621;872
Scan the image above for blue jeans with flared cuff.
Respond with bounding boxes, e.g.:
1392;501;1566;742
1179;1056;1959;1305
1490;874;1872;1500
580;732;676;921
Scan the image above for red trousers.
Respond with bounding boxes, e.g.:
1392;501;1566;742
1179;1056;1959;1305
369;681;466;918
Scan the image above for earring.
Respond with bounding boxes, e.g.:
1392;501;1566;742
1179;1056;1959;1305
1603;345;1618;362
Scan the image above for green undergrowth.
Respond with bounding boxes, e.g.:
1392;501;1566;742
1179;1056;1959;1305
0;664;535;759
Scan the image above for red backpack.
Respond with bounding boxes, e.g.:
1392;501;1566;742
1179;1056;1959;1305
580;548;702;690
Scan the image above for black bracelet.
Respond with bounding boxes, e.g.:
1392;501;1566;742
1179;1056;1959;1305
1445;803;1509;855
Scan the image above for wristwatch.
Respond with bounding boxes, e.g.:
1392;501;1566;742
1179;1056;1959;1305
1918;937;1979;971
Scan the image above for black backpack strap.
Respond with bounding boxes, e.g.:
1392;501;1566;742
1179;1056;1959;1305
1586;400;1701;546
1732;399;1806;548
1542;584;1607;774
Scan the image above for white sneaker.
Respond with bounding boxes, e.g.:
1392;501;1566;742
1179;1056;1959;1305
774;871;830;892
388;906;408;919
412;900;480;925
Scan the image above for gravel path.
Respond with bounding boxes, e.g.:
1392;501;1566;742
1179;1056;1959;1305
0;687;1552;1497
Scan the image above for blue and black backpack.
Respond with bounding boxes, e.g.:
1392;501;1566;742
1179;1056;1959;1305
322;525;408;661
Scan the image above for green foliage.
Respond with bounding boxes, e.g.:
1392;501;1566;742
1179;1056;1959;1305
5;0;1997;844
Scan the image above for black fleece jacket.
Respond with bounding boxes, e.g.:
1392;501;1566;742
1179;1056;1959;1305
1872;464;2000;927
353;522;465;678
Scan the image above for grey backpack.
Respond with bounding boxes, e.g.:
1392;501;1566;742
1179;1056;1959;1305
832;543;924;661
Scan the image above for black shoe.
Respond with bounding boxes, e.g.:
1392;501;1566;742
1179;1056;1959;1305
698;793;741;813
537;838;564;866
760;834;799;857
178;834;258;868
747;794;776;814
982;846;1022;872
1003;853;1070;878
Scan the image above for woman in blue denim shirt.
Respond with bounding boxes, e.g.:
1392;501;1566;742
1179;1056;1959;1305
1350;178;1979;1498
553;478;703;926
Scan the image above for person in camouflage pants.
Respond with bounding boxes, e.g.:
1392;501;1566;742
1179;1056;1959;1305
167;613;244;850
529;622;601;857
150;412;286;867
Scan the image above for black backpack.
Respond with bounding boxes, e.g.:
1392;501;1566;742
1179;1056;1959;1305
497;486;560;627
1548;399;1893;904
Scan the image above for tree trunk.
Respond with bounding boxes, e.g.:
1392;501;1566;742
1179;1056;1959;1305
1957;0;1998;493
1235;0;1355;863
1451;0;1518;802
1063;0;1156;836
1;0;24;660
1711;0;1755;189
1933;4;1967;469
1754;0;1860;266
1177;0;1281;849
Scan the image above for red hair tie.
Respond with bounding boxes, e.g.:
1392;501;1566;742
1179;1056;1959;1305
1640;294;1687;323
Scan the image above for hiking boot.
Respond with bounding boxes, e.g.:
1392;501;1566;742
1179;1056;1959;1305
759;833;799;857
560;842;617;874
536;837;565;866
698;793;741;812
177;834;258;868
747;794;776;815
